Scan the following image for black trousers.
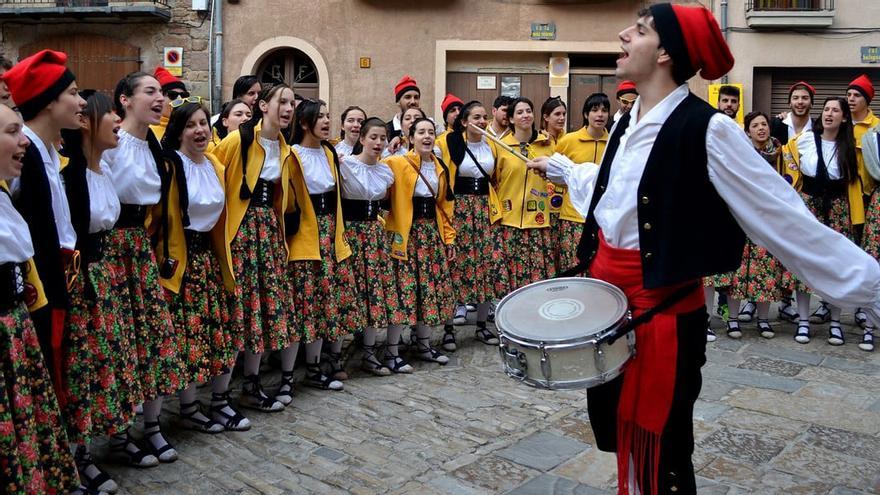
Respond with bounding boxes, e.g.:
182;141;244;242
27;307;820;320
587;307;707;495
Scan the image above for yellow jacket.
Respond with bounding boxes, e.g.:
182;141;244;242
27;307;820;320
781;136;865;225
436;131;503;224
150;115;168;143
496;132;555;229
383;150;456;260
0;181;47;312
287;145;351;262
854;110;880;196
554;127;608;222
211;121;295;253
206;126;221;156
148;154;235;294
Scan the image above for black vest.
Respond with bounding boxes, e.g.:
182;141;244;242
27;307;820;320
576;93;746;289
14;142;68;308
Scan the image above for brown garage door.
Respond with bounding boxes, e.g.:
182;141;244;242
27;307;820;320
754;67;880;116
20;35;141;98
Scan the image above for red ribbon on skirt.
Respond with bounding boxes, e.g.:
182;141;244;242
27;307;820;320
589;233;704;495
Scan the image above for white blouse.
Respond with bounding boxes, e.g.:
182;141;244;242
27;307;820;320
86;163;121;234
796;131;842;180
178;151;224;232
459;139;495;178
340;155;394;201
258;136;282;182
413;158;439;198
101;129;162;205
334;140;354;157
0;192;34;263
293;144;336;194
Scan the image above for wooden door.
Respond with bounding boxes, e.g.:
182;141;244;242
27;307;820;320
20;35;141;98
569;74;617;128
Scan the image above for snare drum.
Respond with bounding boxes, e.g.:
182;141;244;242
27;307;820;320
495;277;634;390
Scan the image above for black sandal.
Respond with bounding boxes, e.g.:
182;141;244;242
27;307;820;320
209;391;251;431
239;374;284;412
305;364;344;390
179;400;224;434
275;371;295;406
726;319;742;339
108;431;158;468
414;336;449;365
794;322;811;344
361;344;391;376
75;444;118;493
441;325;457;352
324;350;349;381
143;421;178;463
383;351;414;374
757;319;775;339
474;325;499;345
859;330;875;352
828;322;845;346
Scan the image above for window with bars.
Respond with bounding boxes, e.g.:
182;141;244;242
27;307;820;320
747;0;834;11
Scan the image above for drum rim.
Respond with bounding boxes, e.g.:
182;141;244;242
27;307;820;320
495;277;628;346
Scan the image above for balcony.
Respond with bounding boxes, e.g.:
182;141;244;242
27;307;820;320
745;0;835;29
0;0;171;22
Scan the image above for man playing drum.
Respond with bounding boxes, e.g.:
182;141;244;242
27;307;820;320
528;4;880;494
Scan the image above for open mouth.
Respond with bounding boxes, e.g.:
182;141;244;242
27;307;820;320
12;151;25;164
112;125;121;135
194;135;207;145
617;48;629;64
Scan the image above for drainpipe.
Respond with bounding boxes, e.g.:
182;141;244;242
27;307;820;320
212;0;223;113
720;0;729;83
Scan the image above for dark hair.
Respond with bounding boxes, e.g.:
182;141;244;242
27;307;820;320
0;54;12;71
161;101;210;152
493;95;511;110
339;105;366;140
237;83;292;199
247;82;291;128
60;90;114;171
452;100;485;133
443;101;463;127
113;71;158;120
401;107;428;143
815;97;858;183
719;85;740;100
583;93;610;123
294;93;304;102
540;97;566;131
291;98;327;145
744;110;769;131
448;100;486;166
351;117;387;155
507;97;536;136
408;117;454;201
212;98;249;140
232;75;260;100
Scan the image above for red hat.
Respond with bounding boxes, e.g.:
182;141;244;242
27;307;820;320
394;75;420;101
441;93;464;114
848;74;874;103
649;3;734;82
1;49;75;121
616;80;638;99
788;81;816;100
153;66;186;94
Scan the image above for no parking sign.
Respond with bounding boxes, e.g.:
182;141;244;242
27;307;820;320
163;47;183;77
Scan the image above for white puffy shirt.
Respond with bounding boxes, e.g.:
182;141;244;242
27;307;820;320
413;158;439;198
101;129;162;205
795;131;841;180
258;136;282;182
86;163;121;234
340;155;394;200
459;139;495;178
334;140;354;158
0;192;34;263
293;144;336;194
178;151;224;232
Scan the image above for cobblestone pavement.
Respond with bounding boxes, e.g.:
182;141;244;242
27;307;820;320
98;310;880;495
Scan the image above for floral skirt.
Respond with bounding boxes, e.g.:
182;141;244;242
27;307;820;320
63;258;140;443
785;192;853;293
551;213;585;276
390;218;454;326
105;226;185;399
495;225;554;294
292;213;360;342
1;302;79;495
729;239;785;303
345;220;395;329
862;188;880;259
229;206;295;353
452;194;507;303
167;248;236;383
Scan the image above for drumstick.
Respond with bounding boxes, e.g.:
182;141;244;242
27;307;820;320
469;123;529;162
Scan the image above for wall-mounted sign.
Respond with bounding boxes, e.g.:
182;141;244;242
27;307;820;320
862;46;880;64
163;47;183;76
531;22;556;41
477;75;496;90
359;57;371;69
549;57;569;88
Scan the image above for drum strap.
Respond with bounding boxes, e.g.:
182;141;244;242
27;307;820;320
599;281;701;346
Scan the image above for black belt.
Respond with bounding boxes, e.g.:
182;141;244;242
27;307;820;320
342;198;382;221
310;190;336;216
116;204;148;228
185;230;211;254
412;196;436;219
84;231;109;262
454;176;489;195
802;175;848;198
0;262;25;311
249;179;276;208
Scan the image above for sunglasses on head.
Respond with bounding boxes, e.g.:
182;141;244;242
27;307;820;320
170;95;203;108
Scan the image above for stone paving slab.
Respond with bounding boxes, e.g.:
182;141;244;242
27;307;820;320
506;473;611;495
702;362;807;393
495;431;590;471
